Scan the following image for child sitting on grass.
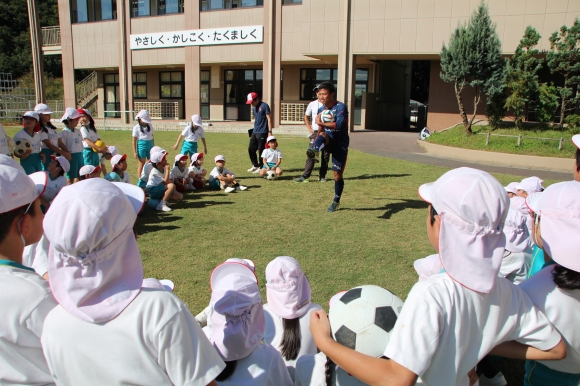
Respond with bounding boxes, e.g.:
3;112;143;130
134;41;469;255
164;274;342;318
146;151;182;212
259;136;283;178
41;155;69;209
209;155;247;193
79;165;101;180
110;154;130;184
188;152;207;189
137;146;165;190
170;154;194;192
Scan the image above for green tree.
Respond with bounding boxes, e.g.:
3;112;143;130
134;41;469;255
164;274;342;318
546;18;580;127
440;3;504;134
504;26;543;128
536;83;559;124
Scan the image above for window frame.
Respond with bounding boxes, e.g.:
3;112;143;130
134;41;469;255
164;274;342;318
200;70;210;120
159;71;184;100
71;0;117;23
131;0;184;18
200;0;263;11
299;68;338;100
132;72;148;99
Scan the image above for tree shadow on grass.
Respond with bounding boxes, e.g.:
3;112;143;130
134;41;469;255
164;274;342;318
345;173;411;181
349;199;429;219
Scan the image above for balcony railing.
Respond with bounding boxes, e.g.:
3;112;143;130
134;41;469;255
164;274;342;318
41;26;61;47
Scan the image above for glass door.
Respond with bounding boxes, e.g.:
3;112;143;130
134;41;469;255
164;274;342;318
104;73;120;118
224;69;262;121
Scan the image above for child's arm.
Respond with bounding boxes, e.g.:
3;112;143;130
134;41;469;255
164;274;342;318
163;165;171;184
57;137;70;154
201;137;208;154
132;136;138;159
172;134;183;150
310;310;418;386
262;157;269;170
488;339;566;361
85;138;103;152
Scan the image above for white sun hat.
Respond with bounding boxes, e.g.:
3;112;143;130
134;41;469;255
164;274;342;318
60;107;82;122
34;103;54;115
135;110;152;124
191;114;203;127
265;256;312;319
0;155;47;214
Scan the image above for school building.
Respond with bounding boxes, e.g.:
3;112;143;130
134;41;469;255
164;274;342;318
44;0;580;131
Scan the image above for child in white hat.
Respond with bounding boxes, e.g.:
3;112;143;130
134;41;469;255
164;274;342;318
173;114;208;157
520;182;580;385
207;261;292;386
263;256;322;381
110;153;131;183
132;109;155;178
78;164;101;180
515;176;544;198
0;155;55;385
78;108;105;167
137;145;165;190
170;153;194;191
35;103;71;170
146;151;183;212
209;155;247;193
60;107;84;183
13;111;44;174
310;167;565;386
188;152;207;189
41;155;70;209
499;195;532;284
259;136;283;178
40;179;225;384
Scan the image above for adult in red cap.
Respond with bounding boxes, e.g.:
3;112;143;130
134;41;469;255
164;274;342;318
246;92;272;174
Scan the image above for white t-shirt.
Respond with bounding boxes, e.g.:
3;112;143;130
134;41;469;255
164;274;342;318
132;124;154;141
147;167;165;188
209;166;234;182
295;352;368;386
39;127;61;150
189;164;205;176
140;161;153;182
61;127;84;153
80;126;100;149
41;288;225;385
181;125;206;143
170;166;189;181
520;266;580;374
0;123;10;155
42;174;68;203
0;264;57;385
261;148;282;164
117;171;131;184
14;129;42;154
263;302;322;381
305;100;323;132
499;250;530;285
215;342;293;386
384;274;561;386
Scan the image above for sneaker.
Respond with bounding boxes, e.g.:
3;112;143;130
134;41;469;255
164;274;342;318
224;186;236;193
478;373;507;386
236;185;248;191
247;166;259;172
306;148;319;163
156;201;172;212
252;168;261;174
319;177;326;183
327;201;340;212
294;176;310;183
188;184;196;190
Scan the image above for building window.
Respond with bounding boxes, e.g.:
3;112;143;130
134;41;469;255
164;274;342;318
132;73;147;99
201;0;263;11
354;69;369;125
300;68;338;100
282;0;301;3
72;0;117;23
104;73;120;118
160;71;183;99
131;0;183;17
201;71;210;120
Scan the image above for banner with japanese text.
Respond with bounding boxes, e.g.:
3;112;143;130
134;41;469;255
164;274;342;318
130;25;263;50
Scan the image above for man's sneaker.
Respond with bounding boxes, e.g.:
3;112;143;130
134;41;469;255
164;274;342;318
236;185;248;191
478;372;507;386
156;201;172;212
306;148;319;163
247;166;259;172
294;176;309;183
319;177;326;183
327;201;340;212
224;186;236;193
252;168;261;174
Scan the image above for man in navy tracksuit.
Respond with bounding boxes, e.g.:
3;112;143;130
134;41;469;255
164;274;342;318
246;92;272;173
307;82;349;212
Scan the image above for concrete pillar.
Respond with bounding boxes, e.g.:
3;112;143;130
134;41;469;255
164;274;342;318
185;0;201;120
118;0;132;123
262;0;281;128
337;0;354;132
27;0;44;104
57;0;76;108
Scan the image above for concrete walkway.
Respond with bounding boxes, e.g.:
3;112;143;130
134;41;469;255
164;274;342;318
349;131;572;181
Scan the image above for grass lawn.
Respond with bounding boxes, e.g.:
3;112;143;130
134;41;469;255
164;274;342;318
6;127;566;385
426;124;579;158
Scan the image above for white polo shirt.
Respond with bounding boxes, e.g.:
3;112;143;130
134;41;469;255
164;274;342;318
42;174;68;203
170;166;189;181
189;164;205;176
260;148;282;164
41;288;225;385
0;123;9;155
132;124;154;141
14;129;42;154
0;263;57;385
209;166;234;182
61;127;84;153
117;171;131;184
146;167;165;188
384;274;561;386
39;127;61;150
80;126;100;149
305;100;323;132
181;125;206;143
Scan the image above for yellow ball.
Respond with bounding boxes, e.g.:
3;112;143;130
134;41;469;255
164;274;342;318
93;139;106;152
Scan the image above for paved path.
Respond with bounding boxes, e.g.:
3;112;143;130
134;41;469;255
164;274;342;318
349;131;572;181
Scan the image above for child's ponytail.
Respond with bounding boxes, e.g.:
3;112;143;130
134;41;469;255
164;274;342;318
324;355;335;386
280;317;301;361
139;121;152;134
88;115;97;133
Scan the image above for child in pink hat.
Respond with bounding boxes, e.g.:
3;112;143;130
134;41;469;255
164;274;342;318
520;182;580;385
263;256;322;381
310;167;566;386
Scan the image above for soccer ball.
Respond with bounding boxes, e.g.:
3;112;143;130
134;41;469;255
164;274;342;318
14;139;31;155
329;285;404;358
321;109;335;123
266;170;277;180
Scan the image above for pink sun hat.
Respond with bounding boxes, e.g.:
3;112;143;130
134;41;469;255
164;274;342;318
418;167;509;293
413;254;444;281
265;256;312;319
515;176;544;194
210;259;257;290
0;155;47;214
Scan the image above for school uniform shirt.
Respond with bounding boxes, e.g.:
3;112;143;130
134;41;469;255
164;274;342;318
39;127;60;149
0;123;10;155
140;161;154;183
117;171;131;184
305;100;323;132
295;352;368;386
181;125;206;143
14;129;42;154
209;166;234;182
61;127;84;153
41;288;225;385
0;264;57;385
132;124;154;141
80;126;100;148
146;167;165;188
216;342;293;386
263;302;322;381
42;174;68;203
170;166;189;181
188;164;205;176
520;267;580;374
383;273;562;386
260;148;282;164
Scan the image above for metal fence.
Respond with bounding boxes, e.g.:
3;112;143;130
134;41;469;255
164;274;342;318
477;132;567;151
41;26;61;46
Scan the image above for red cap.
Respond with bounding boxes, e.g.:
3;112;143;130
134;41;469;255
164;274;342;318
246;92;258;105
76;108;87;116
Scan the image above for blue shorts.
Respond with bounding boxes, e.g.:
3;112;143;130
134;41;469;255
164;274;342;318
181;141;198;158
83;148;100;167
137;179;147;189
67;152;84;179
262;162;277;169
41;148;54;170
20;153;43;175
137;139;154;160
209;179;221;189
325;140;348;172
147;184;166;200
525;360;580;386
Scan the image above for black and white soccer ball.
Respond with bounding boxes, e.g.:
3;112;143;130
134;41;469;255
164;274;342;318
329;285;404;357
14;139;31;155
265;170;276;180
